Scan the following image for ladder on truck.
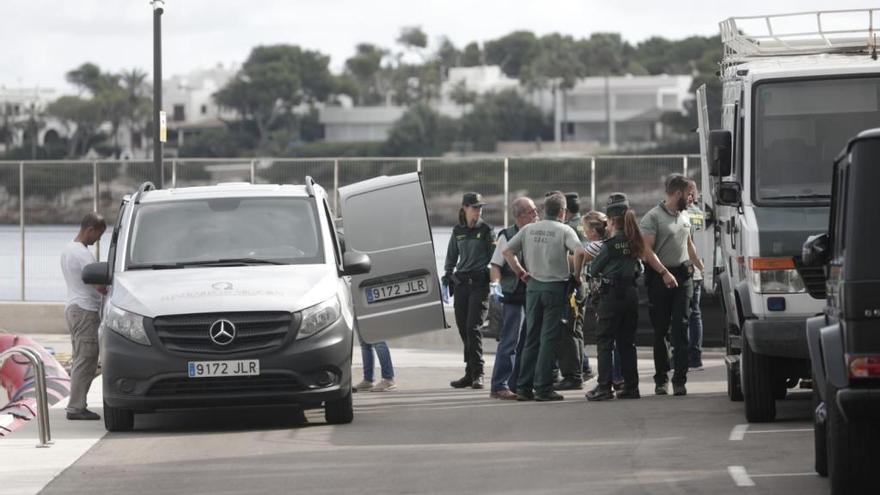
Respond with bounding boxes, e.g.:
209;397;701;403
721;8;880;70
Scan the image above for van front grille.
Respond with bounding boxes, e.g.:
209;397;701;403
150;312;295;355
145;374;302;396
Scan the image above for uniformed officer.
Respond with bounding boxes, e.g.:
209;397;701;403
503;192;588;401
555;192;591;389
586;193;644;401
444;192;496;389
640;175;705;396
686;180;706;370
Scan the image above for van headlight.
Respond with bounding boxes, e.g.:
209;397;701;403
297;297;341;340
749;269;806;294
103;304;151;346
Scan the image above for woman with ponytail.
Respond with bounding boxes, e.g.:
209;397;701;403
585;193;644;401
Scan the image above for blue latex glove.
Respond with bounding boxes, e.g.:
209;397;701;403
441;281;451;304
490;282;503;303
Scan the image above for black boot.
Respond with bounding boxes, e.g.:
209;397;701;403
450;375;473;389
471;376;484;389
585;385;615;401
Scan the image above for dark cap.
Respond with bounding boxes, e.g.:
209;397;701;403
462;192;486;207
564;192;580;211
606;192;630;217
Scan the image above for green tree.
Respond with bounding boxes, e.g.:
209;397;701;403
344;43;388;105
382;103;456;156
458;90;551;151
484;31;540;78
214;44;335;150
46;95;104;158
461;42;483;67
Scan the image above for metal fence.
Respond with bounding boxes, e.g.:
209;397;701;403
0;155;700;301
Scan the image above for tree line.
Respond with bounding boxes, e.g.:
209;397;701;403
1;28;721;160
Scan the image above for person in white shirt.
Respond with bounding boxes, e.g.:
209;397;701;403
60;212;107;420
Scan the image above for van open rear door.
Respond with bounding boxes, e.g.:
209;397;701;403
696;84;716;291
338;173;447;343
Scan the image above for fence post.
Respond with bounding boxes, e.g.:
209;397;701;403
19;161;25;301
683;155;689;177
503;157;509;228
590;156;597;211
416;157;422;173
250;159;256;184
93;161;100;261
333;159;339;213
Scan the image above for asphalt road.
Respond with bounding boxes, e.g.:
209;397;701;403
39;358;827;495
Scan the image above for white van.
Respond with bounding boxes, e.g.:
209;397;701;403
83;173;446;431
697;9;880;422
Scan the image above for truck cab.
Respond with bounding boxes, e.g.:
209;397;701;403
697;9;880;422
803;128;880;495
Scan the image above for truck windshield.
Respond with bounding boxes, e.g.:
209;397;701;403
754;76;880;203
126;197;324;268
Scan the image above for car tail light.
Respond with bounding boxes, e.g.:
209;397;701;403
848;355;880;379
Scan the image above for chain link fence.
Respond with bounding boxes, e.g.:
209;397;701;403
0;155;699;301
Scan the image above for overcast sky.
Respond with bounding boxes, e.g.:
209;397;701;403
3;0;874;93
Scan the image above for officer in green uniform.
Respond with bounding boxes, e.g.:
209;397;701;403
555;192;591;389
444;192;496;389
503;192;587;401
586;193;645;401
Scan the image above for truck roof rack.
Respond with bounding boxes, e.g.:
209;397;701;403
721;9;879;70
134;181;156;204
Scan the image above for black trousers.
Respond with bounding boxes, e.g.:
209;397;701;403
453;280;489;378
596;286;639;388
646;271;693;386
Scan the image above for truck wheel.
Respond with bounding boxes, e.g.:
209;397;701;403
103;400;134;432
324;391;354;424
741;335;776;422
727;364;743;401
827;384;879;494
813;387;827;477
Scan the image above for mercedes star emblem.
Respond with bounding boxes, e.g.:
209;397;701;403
209;319;236;346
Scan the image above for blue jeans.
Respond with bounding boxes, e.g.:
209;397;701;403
688;280;704;368
360;338;394;381
490;303;524;392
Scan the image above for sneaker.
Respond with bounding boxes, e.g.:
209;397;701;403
471;376;484;389
516;389;535;401
585;386;615;401
66;409;101;421
450;375;473;389
353;379;374;392
673;383;687;396
371;379;397;392
655;383;669;396
616;387;641;399
490;389;518;400
535;391;565;402
553;378;584;391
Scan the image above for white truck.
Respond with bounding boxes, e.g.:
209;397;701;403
697;9;880;422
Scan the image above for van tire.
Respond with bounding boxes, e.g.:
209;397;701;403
325;391;353;424
827;384;879;494
103;400;134;432
813;387;828;477
741;335;776;422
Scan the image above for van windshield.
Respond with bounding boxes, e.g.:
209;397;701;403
754;76;880;203
126;197;324;268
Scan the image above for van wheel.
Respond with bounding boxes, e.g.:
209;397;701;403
741;335;776;422
727;363;743;401
103;400;134;432
813;387;828;477
324;391;353;424
827;383;879;494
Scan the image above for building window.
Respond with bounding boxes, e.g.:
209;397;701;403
132;131;142;149
200;104;208;115
565;122;575;135
173;104;186;122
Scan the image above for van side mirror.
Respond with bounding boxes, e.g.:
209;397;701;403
709;130;732;177
342;252;371;276
82;262;111;285
715;182;741;206
802;233;829;267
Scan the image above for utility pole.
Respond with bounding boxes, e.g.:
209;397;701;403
152;0;165;188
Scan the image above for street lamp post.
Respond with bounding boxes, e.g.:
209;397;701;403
152;0;164;188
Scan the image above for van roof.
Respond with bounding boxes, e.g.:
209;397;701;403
136;183;314;203
727;53;880;81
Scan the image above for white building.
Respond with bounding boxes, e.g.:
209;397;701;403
0;86;65;153
555;74;694;148
162;64;238;149
319;106;406;142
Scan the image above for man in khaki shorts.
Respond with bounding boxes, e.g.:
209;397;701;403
60;212;107;420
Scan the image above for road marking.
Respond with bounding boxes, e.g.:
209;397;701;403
746;428;812;435
729;424;748;441
750;472;816;478
728;466;755;487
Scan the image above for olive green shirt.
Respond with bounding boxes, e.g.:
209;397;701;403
566;214;586;243
445;219;496;274
506;217;582;283
589;232;640;280
639;202;692;267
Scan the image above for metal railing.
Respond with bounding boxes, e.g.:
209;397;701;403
0;155;700;301
0;345;52;447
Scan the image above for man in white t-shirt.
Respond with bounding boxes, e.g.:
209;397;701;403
60;212;107;420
